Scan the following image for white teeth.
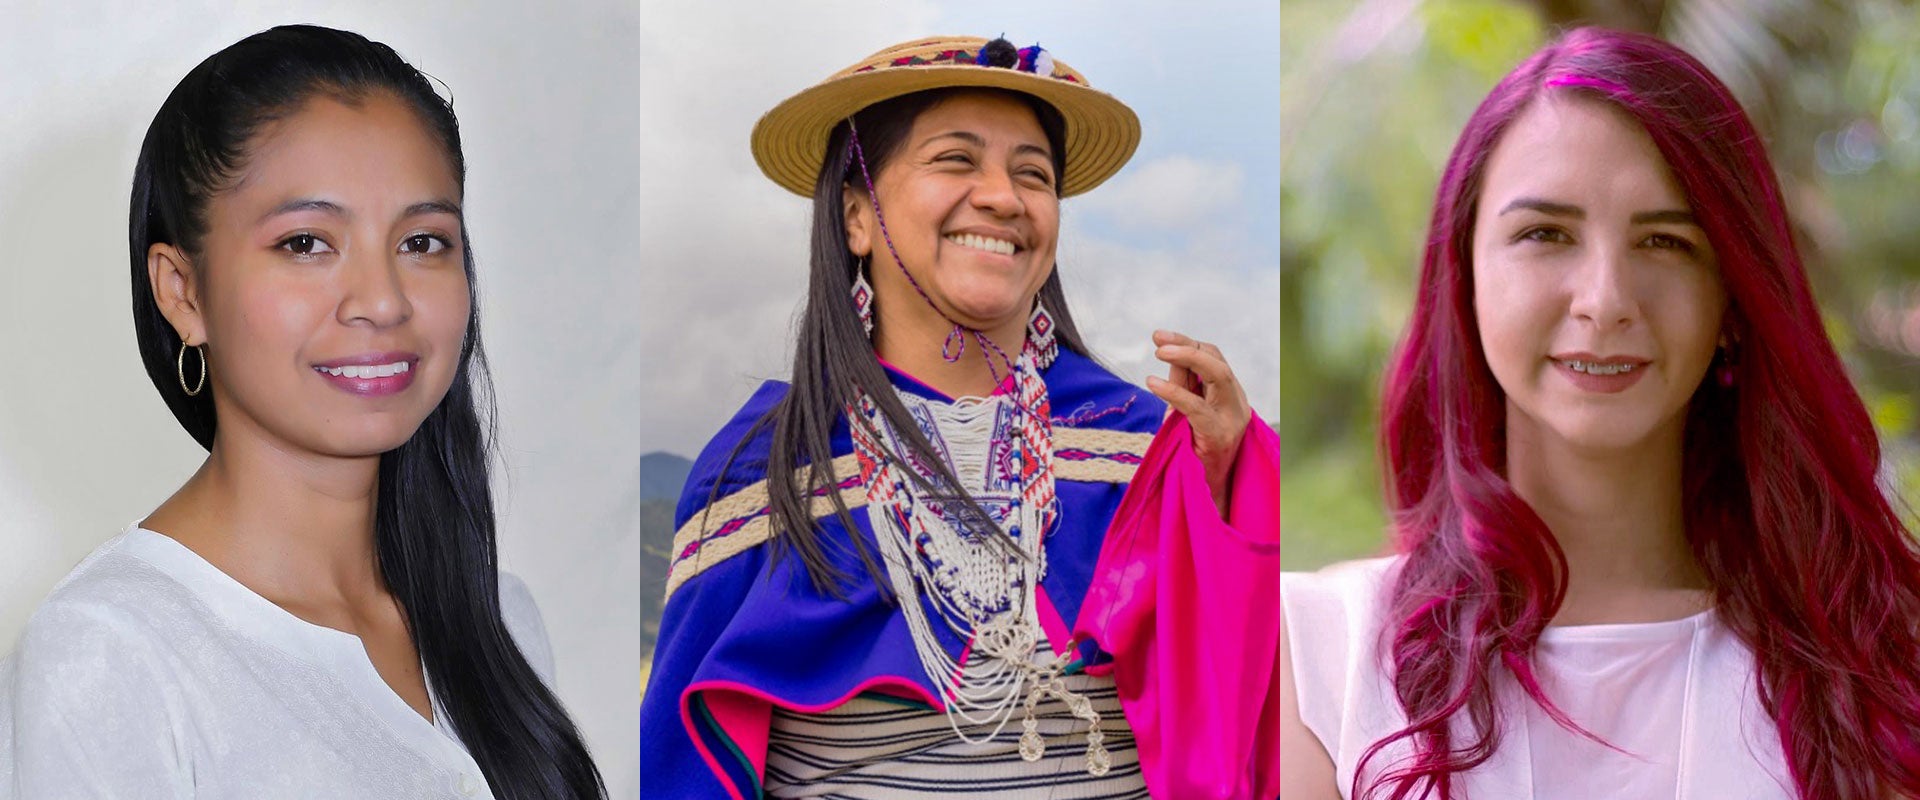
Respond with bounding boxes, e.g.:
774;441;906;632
946;233;1017;256
318;361;410;379
1564;359;1637;376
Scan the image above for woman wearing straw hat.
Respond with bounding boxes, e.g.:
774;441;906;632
640;35;1278;798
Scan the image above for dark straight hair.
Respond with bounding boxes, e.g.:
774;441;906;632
739;87;1087;596
128;25;603;799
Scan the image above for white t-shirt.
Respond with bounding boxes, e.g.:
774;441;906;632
1283;557;1795;799
0;526;557;799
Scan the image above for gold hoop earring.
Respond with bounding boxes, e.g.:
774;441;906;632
178;342;207;397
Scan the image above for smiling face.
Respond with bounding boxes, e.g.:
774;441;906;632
844;90;1061;337
152;90;470;459
1471;92;1727;455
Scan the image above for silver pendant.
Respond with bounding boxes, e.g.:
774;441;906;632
1018;715;1045;762
1087;738;1112;777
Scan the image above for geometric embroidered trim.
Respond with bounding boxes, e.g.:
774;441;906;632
662;426;1155;604
1053;427;1153;484
664;454;863;602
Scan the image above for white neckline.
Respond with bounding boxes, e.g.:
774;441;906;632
115;524;481;774
1538;607;1715;643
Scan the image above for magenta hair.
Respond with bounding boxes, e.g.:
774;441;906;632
1362;26;1920;800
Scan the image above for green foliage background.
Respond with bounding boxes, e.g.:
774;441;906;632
1281;0;1920;571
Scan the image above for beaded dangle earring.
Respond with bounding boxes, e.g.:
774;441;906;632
1028;301;1057;369
851;257;875;337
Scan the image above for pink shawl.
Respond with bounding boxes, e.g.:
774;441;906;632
1074;411;1280;798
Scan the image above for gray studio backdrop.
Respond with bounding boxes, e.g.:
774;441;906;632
0;2;639;794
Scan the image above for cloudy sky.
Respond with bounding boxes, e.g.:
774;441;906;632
640;0;1281;456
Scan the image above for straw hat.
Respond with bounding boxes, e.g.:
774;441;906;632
751;36;1140;198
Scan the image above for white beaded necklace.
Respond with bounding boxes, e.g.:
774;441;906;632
848;342;1111;775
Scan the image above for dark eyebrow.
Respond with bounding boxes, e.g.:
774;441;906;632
925;131;987;148
1631;209;1697;226
259;198;347;225
924;131;1053;162
403;200;463;220
259;198;462;227
1498;197;1583;219
1015;143;1054;162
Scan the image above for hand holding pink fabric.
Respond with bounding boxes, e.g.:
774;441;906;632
1146;329;1253;513
1074;409;1280;799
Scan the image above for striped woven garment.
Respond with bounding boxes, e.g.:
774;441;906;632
763;644;1145;798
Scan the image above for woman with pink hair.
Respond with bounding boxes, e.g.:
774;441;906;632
1282;27;1920;799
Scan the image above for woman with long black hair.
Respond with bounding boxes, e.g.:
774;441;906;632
641;35;1278;798
0;25;602;799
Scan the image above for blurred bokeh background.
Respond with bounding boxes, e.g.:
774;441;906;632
1281;0;1920;570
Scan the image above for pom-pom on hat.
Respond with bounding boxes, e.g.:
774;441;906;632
751;35;1140;198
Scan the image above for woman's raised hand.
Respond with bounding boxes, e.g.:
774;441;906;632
1146;329;1251;514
